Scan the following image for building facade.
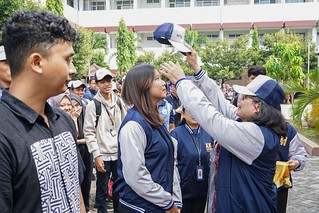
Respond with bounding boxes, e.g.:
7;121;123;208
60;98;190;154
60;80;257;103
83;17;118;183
63;0;319;69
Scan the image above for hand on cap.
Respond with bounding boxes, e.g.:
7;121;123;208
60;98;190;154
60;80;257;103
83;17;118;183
159;61;185;85
184;43;201;74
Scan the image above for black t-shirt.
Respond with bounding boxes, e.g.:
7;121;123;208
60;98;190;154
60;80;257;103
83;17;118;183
0;91;82;213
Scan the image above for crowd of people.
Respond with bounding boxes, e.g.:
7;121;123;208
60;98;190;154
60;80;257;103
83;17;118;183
0;10;308;213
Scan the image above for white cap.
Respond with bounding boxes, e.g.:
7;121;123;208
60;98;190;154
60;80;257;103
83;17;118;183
0;46;6;61
70;80;86;89
168;24;191;53
95;68;114;81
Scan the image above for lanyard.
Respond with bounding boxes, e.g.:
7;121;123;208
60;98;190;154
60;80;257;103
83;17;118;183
187;124;202;166
102;104;115;127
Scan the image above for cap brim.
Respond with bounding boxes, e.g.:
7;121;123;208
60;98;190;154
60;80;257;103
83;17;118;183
233;85;256;96
97;74;113;81
168;40;191;53
0;54;6;61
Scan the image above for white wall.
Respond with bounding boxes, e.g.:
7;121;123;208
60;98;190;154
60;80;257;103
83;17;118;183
73;3;319;27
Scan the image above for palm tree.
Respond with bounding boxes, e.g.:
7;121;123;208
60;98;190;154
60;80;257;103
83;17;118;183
284;68;319;131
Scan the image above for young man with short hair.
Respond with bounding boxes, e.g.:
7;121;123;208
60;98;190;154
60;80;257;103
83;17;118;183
84;68;126;213
84;78;98;101
0;11;85;212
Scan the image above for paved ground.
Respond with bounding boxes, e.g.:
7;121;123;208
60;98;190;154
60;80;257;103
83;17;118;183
286;155;319;212
89;155;319;213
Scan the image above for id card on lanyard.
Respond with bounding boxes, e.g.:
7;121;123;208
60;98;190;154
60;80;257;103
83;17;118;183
190;126;204;182
197;165;204;181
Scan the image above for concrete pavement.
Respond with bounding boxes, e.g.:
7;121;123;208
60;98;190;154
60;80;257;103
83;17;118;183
287;155;319;212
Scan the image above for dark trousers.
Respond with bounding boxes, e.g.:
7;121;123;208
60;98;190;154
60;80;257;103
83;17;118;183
118;203;136;213
79;144;93;212
277;188;289;213
96;160;118;213
182;197;207;213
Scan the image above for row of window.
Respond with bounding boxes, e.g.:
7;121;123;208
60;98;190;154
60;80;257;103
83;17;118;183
108;31;308;48
70;0;311;11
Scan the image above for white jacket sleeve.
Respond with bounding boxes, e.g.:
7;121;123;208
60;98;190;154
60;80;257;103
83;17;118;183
176;79;265;165
289;133;307;171
83;101;100;158
119;121;175;209
171;137;182;208
192;69;238;120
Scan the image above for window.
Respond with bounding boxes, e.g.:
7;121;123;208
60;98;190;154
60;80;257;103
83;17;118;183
207;34;219;42
116;0;134;9
297;33;306;40
146;36;154;41
169;0;190;7
196;0;219;6
285;0;305;3
147;0;160;3
254;0;277;4
258;34;264;46
90;1;106;10
229;34;242;39
67;0;74;7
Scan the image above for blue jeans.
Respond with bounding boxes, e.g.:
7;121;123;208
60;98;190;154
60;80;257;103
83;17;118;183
96;160;118;213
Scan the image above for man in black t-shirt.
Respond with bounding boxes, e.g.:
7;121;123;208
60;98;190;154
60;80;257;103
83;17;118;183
0;11;85;213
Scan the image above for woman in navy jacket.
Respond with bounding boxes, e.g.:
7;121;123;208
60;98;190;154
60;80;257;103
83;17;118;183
160;45;288;213
171;107;214;213
113;64;182;213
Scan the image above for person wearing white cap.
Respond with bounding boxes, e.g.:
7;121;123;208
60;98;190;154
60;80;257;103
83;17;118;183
233;65;307;213
159;45;288;213
84;67;126;213
69;79;88;105
0;45;11;100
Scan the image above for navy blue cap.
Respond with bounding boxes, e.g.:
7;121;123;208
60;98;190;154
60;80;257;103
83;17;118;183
154;23;191;54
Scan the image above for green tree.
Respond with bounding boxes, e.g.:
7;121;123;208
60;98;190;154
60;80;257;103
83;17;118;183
92;51;108;68
199;35;250;84
0;0;45;44
265;42;304;84
247;27;263;65
260;31;306;67
116;18;137;75
72;27;93;79
0;0;22;44
185;29;198;47
46;0;63;16
91;32;109;68
251;27;259;51
24;0;45;11
136;51;156;64
91;32;108;52
284;68;319;131
154;50;192;77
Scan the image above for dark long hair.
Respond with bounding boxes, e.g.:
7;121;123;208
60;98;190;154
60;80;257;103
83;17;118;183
249;97;287;137
122;64;164;127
